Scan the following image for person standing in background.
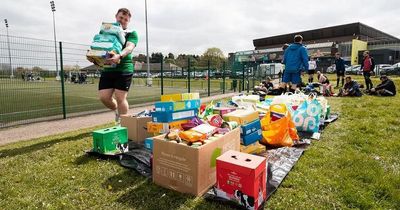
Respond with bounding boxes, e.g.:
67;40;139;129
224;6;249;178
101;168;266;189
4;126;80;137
360;51;375;91
335;52;346;87
280;35;309;93
308;57;317;83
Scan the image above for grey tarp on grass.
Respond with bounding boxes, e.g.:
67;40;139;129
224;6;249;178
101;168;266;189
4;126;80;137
114;114;338;208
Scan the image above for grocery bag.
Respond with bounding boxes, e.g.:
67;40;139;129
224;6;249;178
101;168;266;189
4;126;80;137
292;96;322;133
260;104;299;147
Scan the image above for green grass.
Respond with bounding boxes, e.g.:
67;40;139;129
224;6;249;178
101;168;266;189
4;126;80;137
1;76;399;209
0;78;233;127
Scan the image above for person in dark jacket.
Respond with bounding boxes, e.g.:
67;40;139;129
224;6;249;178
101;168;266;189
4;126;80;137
369;75;396;96
279;35;309;93
335;52;346;87
337;76;362;97
360;51;375;91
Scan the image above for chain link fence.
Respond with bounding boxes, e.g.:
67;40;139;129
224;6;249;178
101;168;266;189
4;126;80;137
0;34;237;128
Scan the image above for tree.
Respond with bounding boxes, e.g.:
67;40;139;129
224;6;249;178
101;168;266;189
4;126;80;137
167;52;175;60
31;66;43;73
150;52;164;63
132;54;147;63
165;58;175;64
202;47;226;69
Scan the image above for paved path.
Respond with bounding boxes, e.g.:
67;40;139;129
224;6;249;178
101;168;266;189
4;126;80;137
0;93;237;146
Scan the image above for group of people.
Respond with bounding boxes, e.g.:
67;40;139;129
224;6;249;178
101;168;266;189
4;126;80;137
254;35;397;98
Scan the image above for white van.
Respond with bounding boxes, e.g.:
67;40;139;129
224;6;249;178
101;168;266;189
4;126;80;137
259;63;285;77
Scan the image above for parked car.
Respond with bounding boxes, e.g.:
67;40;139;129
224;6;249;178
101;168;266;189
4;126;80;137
327;64;350;74
326;64;336;73
380;62;400;75
345;65;361;75
374;64;392;75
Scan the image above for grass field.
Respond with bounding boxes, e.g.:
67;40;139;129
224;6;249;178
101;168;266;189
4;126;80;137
0;78;235;127
0;75;399;209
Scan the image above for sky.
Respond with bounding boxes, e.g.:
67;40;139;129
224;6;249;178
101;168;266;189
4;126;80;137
1;0;400;57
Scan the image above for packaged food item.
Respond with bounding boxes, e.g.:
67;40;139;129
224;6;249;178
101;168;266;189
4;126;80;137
191;124;218;138
222;121;239;130
207;114;224;127
178;130;206;142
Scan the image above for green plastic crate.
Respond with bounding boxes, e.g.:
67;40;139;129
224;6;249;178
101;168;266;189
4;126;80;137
92;126;128;154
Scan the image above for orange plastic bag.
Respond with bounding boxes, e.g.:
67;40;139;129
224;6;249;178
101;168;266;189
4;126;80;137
260;104;299;147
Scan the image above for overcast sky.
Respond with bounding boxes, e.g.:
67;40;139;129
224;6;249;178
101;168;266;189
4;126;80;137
1;0;400;56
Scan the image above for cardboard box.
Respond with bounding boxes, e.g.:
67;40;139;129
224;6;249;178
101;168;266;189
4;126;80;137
144;137;153;152
240;120;261;136
155;99;201;112
213;107;236;116
92;126;128;154
147;120;189;134
161;93;183;102
161;93;200;102
216;150;267;210
152;109;198;123
223;110;259;125
121;115;152;142
152;127;241;196
182;93;200;100
240;129;262;146
86;49;117;68
240;142;266;155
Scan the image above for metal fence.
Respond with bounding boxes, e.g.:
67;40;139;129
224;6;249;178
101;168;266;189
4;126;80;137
0;34;241;128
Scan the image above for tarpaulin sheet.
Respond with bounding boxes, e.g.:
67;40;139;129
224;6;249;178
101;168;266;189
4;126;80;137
113;114;339;209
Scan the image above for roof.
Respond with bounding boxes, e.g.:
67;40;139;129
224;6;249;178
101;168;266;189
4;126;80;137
253;22;400;49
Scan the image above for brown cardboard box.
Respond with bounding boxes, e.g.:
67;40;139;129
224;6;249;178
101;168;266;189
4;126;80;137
121;115;152;142
222;109;259;125
152;127;240;196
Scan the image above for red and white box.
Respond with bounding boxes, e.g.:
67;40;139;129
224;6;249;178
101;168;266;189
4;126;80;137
216;150;267;210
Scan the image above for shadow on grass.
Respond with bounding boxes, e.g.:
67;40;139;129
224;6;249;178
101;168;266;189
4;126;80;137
73;150;123;165
116;178;195;210
102;170;148;193
0;132;91;159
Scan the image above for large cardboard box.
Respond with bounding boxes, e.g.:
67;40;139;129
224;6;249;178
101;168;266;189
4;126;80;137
121;115;152;142
216;150;267;210
152;127;241;196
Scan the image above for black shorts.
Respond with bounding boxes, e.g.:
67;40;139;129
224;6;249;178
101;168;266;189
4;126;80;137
336;70;345;76
308;70;315;75
98;71;133;91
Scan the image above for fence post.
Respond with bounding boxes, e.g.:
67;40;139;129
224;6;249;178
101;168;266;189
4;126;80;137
222;61;226;94
59;42;67;119
188;57;191;93
161;56;164;95
208;60;211;96
246;65;250;93
242;65;245;91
